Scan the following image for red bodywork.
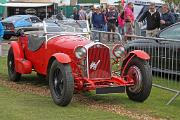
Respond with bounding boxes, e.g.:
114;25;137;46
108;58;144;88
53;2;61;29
10;34;150;91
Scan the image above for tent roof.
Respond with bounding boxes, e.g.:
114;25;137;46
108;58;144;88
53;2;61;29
0;2;53;7
9;0;58;3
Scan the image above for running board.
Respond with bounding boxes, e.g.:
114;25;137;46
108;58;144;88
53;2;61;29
96;86;126;94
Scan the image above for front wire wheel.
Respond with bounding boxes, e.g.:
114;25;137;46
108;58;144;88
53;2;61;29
7;47;21;82
49;60;74;106
125;57;152;102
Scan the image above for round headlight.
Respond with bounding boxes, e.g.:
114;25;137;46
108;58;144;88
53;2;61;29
113;44;126;58
74;46;87;59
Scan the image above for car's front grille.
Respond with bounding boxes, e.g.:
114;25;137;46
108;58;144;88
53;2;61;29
87;44;111;79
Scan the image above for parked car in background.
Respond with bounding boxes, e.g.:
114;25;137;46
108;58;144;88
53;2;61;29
125;22;180;75
175;13;180;22
0;15;42;40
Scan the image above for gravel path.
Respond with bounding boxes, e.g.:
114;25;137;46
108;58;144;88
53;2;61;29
0;78;165;120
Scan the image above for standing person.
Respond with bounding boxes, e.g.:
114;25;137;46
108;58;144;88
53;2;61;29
117;10;124;35
138;3;160;37
79;6;87;20
106;6;118;41
92;7;105;31
168;0;175;12
56;9;64;20
92;7;105;40
101;9;107;31
73;7;79;20
160;4;175;30
87;7;93;29
167;0;178;22
124;2;134;37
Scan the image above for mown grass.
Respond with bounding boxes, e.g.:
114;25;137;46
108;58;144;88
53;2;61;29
0;86;131;120
0;57;131;120
1;56;180;120
83;87;180;120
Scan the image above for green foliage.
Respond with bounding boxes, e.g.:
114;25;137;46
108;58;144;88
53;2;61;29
77;0;100;4
163;0;180;4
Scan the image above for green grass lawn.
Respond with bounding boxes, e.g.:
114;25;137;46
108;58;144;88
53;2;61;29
1;56;180;120
0;86;130;120
83;87;180;120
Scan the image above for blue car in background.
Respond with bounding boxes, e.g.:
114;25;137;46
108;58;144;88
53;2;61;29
0;15;42;40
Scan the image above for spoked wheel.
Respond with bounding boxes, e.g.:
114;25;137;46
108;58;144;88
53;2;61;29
125;57;152;102
53;68;64;98
128;66;142;94
7;47;21;82
49;60;74;106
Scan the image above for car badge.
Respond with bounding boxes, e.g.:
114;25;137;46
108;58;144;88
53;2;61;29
90;60;101;70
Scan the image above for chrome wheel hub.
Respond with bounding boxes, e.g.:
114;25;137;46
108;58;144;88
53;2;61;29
128;66;142;93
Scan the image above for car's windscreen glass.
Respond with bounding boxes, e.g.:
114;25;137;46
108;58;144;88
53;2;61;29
45;20;89;33
134;5;144;20
4;16;22;22
159;23;180;40
30;17;42;23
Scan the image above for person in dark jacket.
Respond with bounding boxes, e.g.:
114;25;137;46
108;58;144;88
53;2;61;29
73;7;79;20
138;3;160;37
160;4;175;30
106;6;118;41
92;7;105;41
92;7;105;31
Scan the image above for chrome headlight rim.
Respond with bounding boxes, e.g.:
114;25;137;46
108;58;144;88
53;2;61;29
74;46;87;59
113;44;126;58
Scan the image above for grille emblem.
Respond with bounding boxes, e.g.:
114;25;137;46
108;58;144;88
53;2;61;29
90;60;101;70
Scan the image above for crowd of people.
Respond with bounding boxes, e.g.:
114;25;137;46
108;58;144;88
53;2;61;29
70;0;178;38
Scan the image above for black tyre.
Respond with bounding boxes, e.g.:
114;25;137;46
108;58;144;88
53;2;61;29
7;47;21;82
3;35;11;40
48;60;74;106
124;57;152;102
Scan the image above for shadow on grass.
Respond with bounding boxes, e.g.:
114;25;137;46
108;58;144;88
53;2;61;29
18;73;48;87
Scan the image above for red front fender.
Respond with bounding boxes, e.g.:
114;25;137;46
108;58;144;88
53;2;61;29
129;50;150;60
121;50;150;76
52;53;71;63
10;41;32;74
10;41;24;59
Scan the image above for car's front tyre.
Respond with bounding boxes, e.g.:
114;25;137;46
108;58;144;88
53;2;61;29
48;60;74;106
7;47;21;82
125;57;152;102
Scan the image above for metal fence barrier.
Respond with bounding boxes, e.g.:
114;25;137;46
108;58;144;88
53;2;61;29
91;30;124;44
125;35;180;105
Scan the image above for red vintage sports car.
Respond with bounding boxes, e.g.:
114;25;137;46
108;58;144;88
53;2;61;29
7;20;152;106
